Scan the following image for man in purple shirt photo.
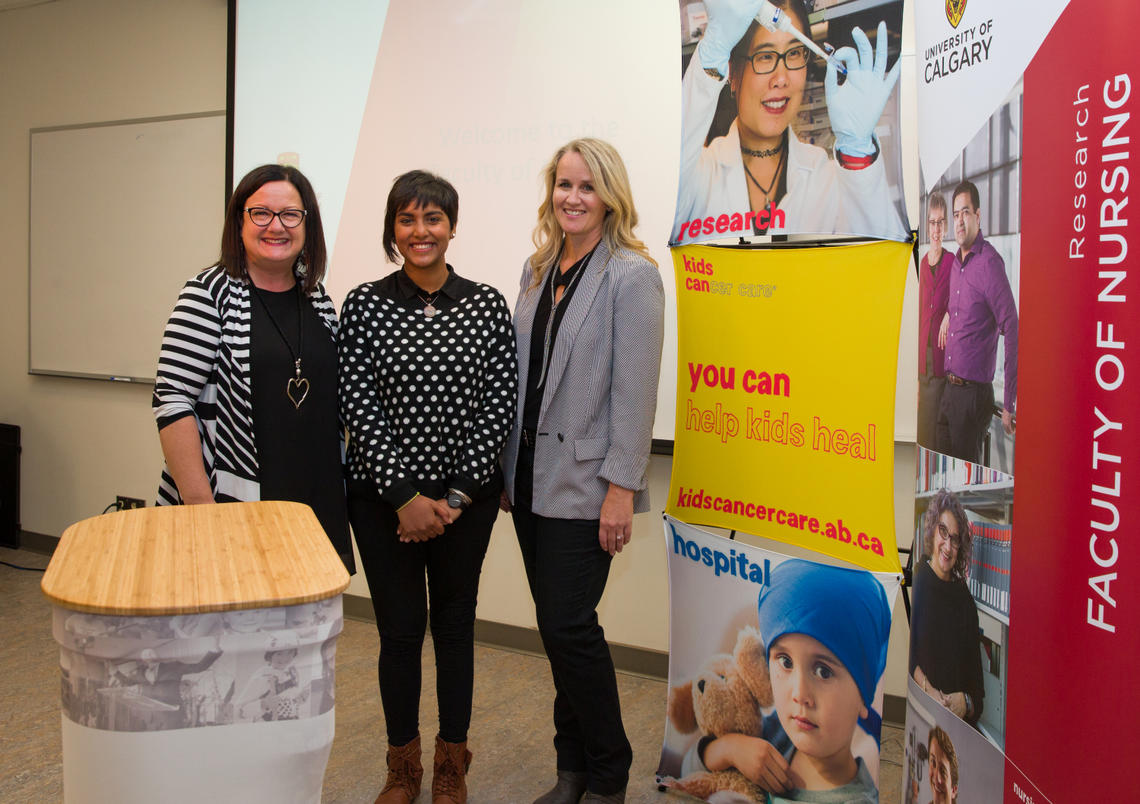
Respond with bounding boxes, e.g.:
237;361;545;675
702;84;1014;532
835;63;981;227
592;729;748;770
935;180;1018;463
918;192;953;448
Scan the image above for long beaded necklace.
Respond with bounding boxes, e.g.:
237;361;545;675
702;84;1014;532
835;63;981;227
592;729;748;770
250;283;309;409
534;242;597;389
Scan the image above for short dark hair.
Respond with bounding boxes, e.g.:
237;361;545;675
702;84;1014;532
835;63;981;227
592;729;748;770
729;0;813;69
382;170;459;263
922;489;973;581
219;164;327;293
952;180;980;211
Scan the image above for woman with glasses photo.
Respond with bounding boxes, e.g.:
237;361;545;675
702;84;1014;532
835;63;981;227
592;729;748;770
908;489;985;726
152;163;353;572
673;0;906;242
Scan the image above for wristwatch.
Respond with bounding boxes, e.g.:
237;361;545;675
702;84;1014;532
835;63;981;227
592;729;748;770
446;488;471;511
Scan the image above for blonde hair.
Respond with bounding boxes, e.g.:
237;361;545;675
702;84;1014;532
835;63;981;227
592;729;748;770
529;138;656;287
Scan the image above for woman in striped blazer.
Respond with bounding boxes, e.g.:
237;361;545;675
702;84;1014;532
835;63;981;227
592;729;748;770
152;163;353;571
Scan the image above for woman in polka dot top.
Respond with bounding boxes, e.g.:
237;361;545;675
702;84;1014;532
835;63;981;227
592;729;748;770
337;170;517;804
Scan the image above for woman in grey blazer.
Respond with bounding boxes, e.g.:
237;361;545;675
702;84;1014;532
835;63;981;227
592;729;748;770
501;138;665;804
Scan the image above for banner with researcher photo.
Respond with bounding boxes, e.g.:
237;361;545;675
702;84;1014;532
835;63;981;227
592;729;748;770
672;0;909;244
912;0;1138;800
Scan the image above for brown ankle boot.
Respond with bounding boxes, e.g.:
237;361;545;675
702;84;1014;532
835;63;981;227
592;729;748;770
375;735;423;804
431;734;472;804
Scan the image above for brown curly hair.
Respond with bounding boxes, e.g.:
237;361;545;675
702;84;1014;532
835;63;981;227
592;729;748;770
922;489;972;581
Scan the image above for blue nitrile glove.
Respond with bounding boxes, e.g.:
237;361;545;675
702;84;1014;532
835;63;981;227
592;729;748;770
825;21;901;157
698;0;765;77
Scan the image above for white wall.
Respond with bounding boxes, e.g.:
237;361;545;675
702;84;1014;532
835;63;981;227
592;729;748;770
1;0;916;699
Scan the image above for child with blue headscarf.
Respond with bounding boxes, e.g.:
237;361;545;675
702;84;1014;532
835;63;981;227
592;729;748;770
687;558;891;802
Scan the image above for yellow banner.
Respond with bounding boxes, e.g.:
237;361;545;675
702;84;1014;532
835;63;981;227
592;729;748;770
666;241;910;572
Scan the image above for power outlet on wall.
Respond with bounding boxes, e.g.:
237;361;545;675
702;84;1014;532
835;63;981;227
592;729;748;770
116;496;146;510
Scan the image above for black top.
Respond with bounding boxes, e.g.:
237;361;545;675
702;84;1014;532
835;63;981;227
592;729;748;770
338;267;518;509
387;264;467;314
522;247;596;432
908;560;985;724
250;283;353;571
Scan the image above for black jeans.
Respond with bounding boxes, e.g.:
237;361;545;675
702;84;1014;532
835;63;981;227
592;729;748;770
512;445;632;795
348;480;495;745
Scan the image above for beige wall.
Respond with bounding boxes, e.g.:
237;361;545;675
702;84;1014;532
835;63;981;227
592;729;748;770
2;0;915;698
0;0;228;536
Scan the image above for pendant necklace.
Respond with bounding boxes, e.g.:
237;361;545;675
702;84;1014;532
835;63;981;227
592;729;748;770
251;282;309;409
742;144;787;211
418;291;439;318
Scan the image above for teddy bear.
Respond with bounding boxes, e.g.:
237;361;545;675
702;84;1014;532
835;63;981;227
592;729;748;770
660;625;774;802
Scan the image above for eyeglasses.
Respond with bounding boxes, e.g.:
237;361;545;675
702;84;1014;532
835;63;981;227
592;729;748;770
748;45;810;75
936;521;961;548
245;207;307;228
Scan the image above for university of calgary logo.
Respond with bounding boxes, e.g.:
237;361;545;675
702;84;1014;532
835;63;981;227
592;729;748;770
946;0;967;28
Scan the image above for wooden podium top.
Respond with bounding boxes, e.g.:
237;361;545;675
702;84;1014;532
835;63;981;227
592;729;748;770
41;501;351;615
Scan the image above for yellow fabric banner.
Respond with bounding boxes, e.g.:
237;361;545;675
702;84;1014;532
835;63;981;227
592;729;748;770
666;241;910;572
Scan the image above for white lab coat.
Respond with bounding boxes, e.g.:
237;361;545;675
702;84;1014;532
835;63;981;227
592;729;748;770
672;58;907;243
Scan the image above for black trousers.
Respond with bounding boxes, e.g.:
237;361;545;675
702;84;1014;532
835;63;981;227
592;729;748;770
512;444;632;795
348;480;495;745
935;380;994;463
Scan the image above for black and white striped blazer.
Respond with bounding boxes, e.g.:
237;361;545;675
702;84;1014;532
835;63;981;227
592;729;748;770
151;265;339;505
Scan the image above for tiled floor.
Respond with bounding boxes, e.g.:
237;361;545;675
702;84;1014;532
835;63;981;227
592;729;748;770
1;546;901;802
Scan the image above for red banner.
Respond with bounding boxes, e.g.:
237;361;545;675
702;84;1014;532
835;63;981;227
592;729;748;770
1010;1;1138;799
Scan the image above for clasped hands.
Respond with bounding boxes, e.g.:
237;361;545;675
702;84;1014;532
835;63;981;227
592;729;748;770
397;494;460;543
929;687;969;719
916;668;970;719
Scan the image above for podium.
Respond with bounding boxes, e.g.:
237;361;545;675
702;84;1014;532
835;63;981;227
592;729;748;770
41;501;351;803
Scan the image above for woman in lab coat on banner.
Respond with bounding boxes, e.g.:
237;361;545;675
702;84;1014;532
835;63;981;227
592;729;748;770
673;0;907;243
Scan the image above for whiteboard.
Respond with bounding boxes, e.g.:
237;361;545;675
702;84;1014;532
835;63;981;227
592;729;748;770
29;112;226;382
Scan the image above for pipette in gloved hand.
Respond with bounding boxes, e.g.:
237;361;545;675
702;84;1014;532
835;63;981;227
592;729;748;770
754;0;848;75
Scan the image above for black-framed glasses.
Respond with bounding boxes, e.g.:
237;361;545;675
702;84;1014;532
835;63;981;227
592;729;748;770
748;45;810;75
936;521;961;548
245;207;307;228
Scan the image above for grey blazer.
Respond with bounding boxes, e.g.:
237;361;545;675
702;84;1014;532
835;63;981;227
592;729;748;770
502;240;665;519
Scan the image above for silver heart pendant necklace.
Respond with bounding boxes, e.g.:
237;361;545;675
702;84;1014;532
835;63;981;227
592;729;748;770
252;282;309;409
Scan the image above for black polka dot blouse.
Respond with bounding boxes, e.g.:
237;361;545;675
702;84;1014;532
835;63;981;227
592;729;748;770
338;268;518;509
